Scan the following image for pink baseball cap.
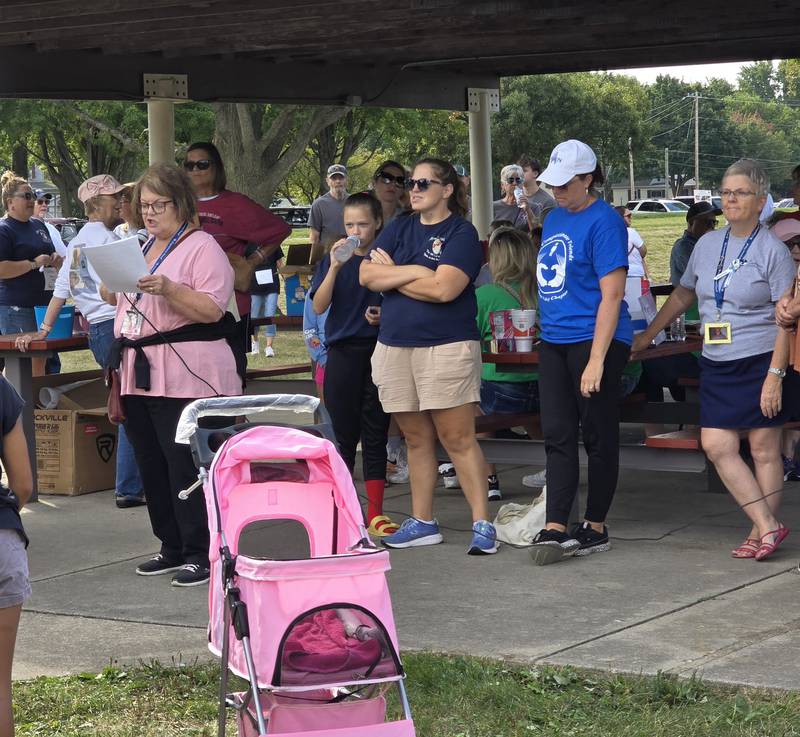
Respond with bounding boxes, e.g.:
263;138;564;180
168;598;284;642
771;218;800;243
77;174;125;203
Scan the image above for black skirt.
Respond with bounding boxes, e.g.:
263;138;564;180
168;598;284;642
699;351;791;429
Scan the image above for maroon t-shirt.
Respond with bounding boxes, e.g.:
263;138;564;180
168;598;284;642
197;190;291;315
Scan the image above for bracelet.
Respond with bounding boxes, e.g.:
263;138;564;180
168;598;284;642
40;323;52;334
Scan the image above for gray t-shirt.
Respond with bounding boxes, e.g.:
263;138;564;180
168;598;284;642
669;230;698;287
526;187;557;225
308;192;347;247
492;199;529;231
680;226;794;361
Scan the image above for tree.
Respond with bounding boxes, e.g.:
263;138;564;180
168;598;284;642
212;103;350;207
737;61;778;102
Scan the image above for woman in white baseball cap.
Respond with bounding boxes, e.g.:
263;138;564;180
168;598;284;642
528;140;634;565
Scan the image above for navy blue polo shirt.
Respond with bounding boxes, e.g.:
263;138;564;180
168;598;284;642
310;253;380;347
373;213;482;347
0;216;55;307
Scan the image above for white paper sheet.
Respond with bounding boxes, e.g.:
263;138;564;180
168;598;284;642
255;269;274;285
83;235;147;293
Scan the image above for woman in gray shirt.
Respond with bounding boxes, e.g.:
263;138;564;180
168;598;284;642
634;159;794;562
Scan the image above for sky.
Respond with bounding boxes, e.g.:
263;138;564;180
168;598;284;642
610;61;750;86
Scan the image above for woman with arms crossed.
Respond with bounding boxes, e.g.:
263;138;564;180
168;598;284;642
360;158;496;555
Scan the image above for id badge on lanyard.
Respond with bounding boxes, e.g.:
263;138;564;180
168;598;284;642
706;225;760;345
121;309;143;337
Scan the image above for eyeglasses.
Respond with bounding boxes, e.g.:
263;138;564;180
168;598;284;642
786;238;800;249
376;171;406;188
505;177;522;184
139;199;174;214
36;199;49;205
183;159;212;171
12;191;35;201
720;189;756;200
405;178;443;192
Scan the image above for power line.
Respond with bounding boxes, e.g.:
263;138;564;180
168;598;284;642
650;116;693;139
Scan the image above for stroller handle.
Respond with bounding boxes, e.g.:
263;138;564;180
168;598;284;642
175;394;322;444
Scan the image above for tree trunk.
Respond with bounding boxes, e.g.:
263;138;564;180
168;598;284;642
12;145;28;178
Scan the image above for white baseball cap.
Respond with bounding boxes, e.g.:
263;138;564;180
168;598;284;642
537;140;597;187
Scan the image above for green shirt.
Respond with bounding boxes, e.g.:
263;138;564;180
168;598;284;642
476;282;538;382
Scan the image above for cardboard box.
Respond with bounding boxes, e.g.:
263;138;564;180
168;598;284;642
32;371;118;495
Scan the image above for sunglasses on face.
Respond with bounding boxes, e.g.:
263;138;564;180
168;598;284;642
376;171;406;187
505;177;522;184
13;191;35;201
36;199;49;205
786;238;800;249
405;178;443;192
183;159;212;171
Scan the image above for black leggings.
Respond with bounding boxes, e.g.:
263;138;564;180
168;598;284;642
323;338;389;480
538;339;630;526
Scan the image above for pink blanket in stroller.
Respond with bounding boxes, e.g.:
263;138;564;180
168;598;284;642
283;610;381;674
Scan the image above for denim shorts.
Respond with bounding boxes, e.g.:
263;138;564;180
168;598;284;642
0;305;37;335
479;380;540;415
0;529;31;608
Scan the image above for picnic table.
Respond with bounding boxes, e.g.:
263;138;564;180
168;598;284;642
0;335;90;499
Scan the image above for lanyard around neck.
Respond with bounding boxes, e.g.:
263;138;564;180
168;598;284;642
713;224;760;315
134;222;188;303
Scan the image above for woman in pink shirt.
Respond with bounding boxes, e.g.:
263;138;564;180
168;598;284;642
102;163;240;588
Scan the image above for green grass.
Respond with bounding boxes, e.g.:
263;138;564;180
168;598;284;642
13;656;800;736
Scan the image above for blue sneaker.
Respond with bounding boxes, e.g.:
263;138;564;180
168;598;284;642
468;520;498;555
382;517;443;549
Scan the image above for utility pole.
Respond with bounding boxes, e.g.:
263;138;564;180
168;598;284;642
664;147;670;198
693;92;700;191
628;136;635;201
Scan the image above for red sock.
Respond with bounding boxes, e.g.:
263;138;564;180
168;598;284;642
365;479;386;522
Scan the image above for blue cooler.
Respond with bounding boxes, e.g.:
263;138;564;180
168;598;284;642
34;305;75;339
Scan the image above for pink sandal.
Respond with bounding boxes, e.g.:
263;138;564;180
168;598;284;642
754;526;790;561
731;538;760;559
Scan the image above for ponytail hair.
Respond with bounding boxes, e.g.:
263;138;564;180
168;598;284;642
415;157;468;217
1;170;27;212
344;191;383;229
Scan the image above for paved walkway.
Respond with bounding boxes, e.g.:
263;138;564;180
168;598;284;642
14;464;800;690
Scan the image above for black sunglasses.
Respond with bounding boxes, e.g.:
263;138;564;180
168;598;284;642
183;159;212;171
505;177;522;184
13;191;35;201
376;171;406;187
405;178;443;192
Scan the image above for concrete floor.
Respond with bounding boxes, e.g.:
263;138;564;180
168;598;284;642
14;462;800;690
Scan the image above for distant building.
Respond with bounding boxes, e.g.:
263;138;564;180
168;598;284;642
610;177;669;206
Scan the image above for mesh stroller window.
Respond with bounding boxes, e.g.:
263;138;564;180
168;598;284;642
238;519;311;560
275;605;402;687
250;460;310;483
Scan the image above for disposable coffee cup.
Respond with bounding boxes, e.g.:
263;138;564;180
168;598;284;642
511;309;536;337
514;337;533;352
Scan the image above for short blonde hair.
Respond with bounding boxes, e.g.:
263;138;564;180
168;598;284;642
500;164;524;184
723;159;770;197
133;163;197;224
487;226;537;309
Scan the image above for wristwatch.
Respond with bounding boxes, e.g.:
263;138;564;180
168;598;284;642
768;367;787;379
29;260;36;271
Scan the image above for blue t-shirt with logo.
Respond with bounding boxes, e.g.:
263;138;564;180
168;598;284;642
537;199;633;345
309;252;381;347
374;213;482;347
0;216;55;307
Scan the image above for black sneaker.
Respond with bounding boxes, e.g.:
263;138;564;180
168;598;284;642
136;553;184;576
487;475;502;501
570;522;611;556
116;494;146;509
529;528;580;566
171;563;211;588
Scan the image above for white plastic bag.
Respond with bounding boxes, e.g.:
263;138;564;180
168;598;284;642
493;487;547;546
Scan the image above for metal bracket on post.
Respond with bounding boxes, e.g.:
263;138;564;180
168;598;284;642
143;73;189;100
467;87;500;113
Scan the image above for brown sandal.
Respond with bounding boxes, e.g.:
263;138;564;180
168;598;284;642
731;538;760;559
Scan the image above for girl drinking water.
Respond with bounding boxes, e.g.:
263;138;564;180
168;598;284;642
310;192;398;537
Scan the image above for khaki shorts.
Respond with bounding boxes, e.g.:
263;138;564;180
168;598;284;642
371;340;481;413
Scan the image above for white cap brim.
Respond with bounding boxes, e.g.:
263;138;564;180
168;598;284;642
537;164;574;187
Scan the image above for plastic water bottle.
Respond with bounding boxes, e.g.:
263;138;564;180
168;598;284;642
514;187;525;209
334;235;360;263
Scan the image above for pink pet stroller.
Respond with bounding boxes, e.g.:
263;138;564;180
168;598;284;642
176;395;416;737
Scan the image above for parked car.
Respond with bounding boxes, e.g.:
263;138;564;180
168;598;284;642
629;199;690;214
625;200;640;211
270;206;311;228
776;197;796;209
675;195;723;210
46;217;87;243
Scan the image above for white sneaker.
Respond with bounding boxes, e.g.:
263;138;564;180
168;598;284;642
387;444;409;484
440;463;461;489
247;340;259;355
522;469;546;488
264;346;275;358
